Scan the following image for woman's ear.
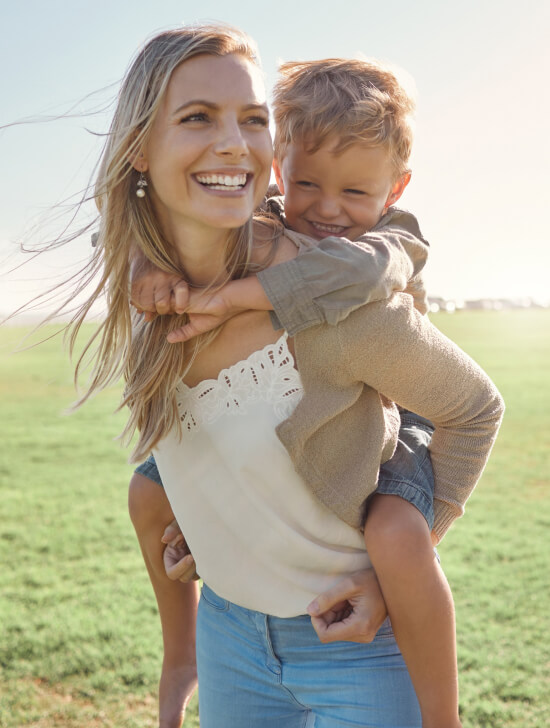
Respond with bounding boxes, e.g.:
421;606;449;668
384;170;411;210
129;151;148;173
272;158;285;195
128;135;149;172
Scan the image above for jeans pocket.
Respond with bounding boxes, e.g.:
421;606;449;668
201;583;230;612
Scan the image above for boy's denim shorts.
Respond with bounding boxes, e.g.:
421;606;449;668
372;410;435;530
135;411;435;530
134;453;163;486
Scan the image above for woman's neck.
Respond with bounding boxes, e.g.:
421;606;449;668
166;219;232;288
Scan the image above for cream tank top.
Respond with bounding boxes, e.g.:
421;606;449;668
154;333;371;617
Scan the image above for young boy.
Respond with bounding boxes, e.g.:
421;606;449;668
131;58;467;728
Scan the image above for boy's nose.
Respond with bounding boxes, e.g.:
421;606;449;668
316;195;341;219
214;118;248;158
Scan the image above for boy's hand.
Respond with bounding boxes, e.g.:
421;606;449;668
161;520;199;582
130;254;190;320
166;288;243;343
307;568;388;643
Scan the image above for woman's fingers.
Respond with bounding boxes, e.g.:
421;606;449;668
165;553;199;582
307;569;388;644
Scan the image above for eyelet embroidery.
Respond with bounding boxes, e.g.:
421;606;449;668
176;335;302;434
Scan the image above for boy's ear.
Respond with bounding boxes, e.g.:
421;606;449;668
384;171;411;210
272;158;285;195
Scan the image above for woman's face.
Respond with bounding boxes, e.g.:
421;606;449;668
141;53;272;239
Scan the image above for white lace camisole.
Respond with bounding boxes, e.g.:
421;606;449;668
154;333;371;617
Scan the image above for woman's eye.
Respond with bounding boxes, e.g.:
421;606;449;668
180;112;209;123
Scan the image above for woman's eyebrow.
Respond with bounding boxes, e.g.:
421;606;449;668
172;100;217;115
171;101;268;116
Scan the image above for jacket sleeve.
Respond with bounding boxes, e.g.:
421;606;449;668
342;295;505;540
257;209;430;336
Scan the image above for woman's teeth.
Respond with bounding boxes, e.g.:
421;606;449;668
196;173;247;190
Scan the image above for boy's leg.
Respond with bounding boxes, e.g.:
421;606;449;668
364;494;461;728
128;466;199;727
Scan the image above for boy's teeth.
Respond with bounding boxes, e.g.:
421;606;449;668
196;173;247;188
311;222;345;233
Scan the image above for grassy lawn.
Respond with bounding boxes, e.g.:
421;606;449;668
0;310;548;727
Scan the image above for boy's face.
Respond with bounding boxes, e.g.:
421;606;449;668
273;138;410;241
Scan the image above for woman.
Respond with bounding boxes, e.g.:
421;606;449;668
55;25;502;728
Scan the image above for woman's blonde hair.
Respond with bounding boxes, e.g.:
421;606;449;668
61;24;276;460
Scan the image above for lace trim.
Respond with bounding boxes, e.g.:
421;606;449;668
176;334;302;434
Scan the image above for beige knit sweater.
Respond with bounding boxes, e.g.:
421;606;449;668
277;292;504;541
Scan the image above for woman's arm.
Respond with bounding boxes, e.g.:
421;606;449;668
128;473;199;728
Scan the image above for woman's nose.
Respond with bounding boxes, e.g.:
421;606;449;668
214;118;248;158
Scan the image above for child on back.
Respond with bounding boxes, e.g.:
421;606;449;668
131;58;470;728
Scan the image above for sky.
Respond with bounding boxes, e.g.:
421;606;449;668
1;0;549;319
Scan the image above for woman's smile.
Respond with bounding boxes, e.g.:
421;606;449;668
193;169;253;193
140;53;272;243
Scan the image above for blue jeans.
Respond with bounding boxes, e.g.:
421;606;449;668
197;583;421;728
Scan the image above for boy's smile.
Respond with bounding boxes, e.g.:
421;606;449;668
273;139;409;242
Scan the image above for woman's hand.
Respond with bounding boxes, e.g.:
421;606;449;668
307;568;388;643
162;519;199;582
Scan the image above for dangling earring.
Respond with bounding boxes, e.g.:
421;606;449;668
136;172;148;198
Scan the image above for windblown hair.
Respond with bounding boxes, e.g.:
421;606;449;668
60;24;276;461
272;57;416;178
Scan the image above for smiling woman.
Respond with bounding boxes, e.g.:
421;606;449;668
20;22;504;728
134;53;272;258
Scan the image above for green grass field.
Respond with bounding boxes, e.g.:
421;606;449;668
1;310;548;727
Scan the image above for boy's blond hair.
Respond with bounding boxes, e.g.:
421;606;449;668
273;58;415;178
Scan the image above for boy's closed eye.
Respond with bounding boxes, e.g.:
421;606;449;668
344;188;368;196
245;115;270;127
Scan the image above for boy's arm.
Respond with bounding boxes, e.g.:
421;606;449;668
128;209;429;341
340;296;504;541
259;209;430;336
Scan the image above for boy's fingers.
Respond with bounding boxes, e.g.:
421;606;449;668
173;281;190;314
167;323;198;343
154;287;172;315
